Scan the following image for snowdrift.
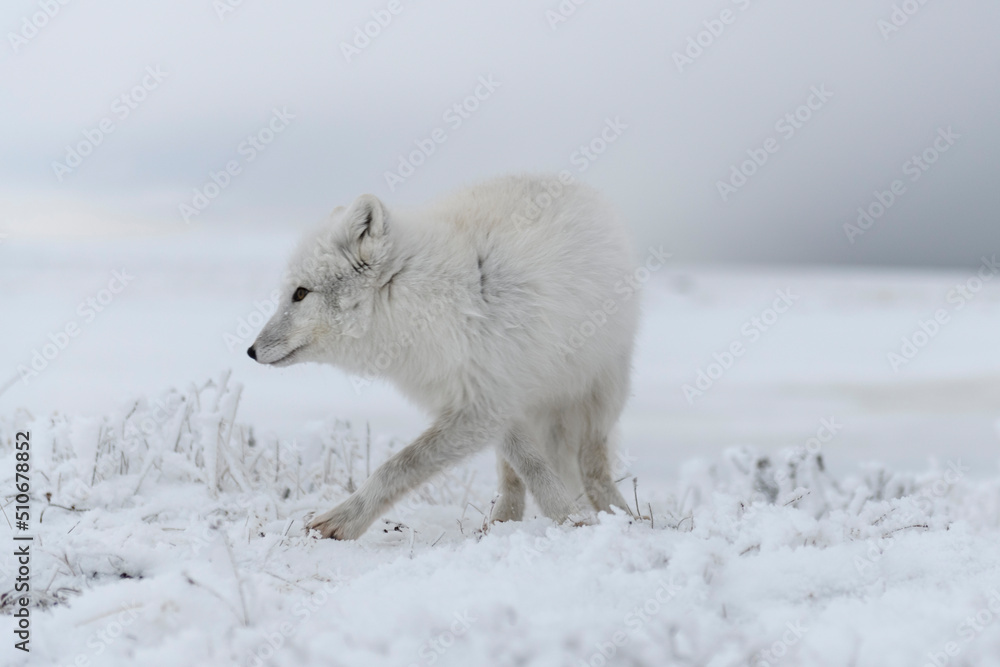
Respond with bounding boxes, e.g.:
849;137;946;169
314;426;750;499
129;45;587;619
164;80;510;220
2;376;1000;667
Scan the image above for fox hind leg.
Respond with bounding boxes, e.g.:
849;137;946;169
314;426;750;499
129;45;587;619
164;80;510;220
574;377;634;516
578;426;632;516
492;456;526;522
498;425;575;523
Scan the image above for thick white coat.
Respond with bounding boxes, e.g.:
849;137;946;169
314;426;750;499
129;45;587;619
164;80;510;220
250;174;640;538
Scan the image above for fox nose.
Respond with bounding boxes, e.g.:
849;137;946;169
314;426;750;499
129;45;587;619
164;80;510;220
247;346;257;360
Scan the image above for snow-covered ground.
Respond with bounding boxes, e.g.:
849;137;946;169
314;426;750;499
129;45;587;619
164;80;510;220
3;228;1000;666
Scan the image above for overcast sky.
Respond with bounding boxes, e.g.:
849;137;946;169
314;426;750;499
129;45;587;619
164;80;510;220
2;0;998;267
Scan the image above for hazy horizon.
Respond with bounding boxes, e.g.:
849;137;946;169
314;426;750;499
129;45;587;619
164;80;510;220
2;0;998;268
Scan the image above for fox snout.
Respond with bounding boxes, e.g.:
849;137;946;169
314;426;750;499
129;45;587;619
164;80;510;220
247;318;308;367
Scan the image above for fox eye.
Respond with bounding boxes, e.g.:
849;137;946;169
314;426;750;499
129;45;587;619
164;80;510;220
292;287;310;302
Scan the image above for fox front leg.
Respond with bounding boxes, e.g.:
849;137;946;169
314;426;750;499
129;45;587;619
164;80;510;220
307;411;500;539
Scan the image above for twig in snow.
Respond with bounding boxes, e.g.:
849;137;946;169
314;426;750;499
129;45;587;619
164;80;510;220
250;446;268;480
340;430;355;493
461;500;483;524
132;439;160;494
222;534;250;627
44;569;60;595
59;553;77;577
871;508;896;526
75;602;144;627
479;496;498;536
783;491;809;507
633;477;641;518
274;440;281;484
183;572;245;625
296;453;303;500
458;470;477;518
671;515;693;531
323;441;334;487
122;400;139;431
91;425;103;486
882;523;929;537
263;571;312;594
40;504;86;524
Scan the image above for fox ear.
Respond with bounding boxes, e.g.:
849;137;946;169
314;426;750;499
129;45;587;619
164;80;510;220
344;194;387;241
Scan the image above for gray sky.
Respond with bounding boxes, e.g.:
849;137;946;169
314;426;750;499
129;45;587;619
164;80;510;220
2;0;998;267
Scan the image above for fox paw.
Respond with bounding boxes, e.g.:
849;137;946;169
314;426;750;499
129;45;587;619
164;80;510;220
307;503;370;540
491;496;525;524
568;512;597;528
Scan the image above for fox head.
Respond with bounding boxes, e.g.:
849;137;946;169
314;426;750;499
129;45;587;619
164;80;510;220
248;193;393;367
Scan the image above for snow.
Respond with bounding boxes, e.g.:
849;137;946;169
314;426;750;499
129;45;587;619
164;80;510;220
3;229;1000;666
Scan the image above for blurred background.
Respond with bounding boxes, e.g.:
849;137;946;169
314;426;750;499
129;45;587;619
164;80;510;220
3;0;1000;479
2;0;999;265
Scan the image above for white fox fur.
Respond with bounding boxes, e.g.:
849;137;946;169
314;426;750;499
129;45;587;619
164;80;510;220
249;174;640;539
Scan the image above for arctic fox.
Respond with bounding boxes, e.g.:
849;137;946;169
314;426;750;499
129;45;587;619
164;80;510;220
249;174;641;539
